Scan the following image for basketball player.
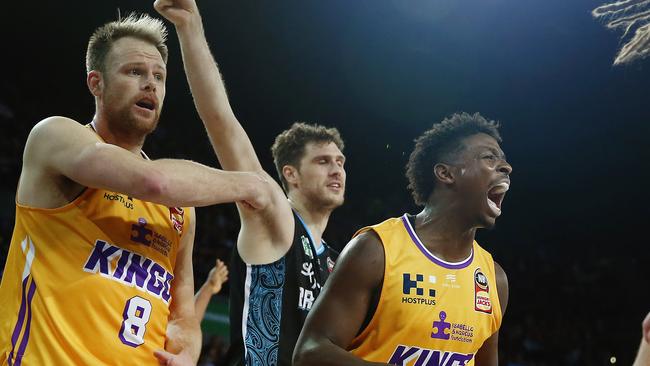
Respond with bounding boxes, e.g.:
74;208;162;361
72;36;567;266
154;1;345;364
294;113;511;366
0;14;270;366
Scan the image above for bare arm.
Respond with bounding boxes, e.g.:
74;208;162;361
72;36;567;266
293;232;389;366
154;0;295;264
633;312;650;366
18;116;270;209
154;0;261;172
154;208;201;365
194;259;228;321
474;261;509;366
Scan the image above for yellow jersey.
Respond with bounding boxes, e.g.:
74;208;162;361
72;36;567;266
349;214;502;366
0;186;190;365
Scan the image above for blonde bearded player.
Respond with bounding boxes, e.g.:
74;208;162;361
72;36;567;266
0;13;270;366
294;113;511;366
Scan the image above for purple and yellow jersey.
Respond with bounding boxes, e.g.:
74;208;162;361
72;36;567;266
349;215;502;366
0;186;190;365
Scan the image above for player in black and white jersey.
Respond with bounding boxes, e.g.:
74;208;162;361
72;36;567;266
154;0;346;365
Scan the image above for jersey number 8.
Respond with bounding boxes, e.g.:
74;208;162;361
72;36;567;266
119;296;152;347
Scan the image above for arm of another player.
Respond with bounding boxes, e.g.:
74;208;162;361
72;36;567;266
20;116;271;209
473;262;509;366
154;0;295;265
154;0;262;173
154;208;200;365
633;312;650;366
293;232;390;366
194;259;229;321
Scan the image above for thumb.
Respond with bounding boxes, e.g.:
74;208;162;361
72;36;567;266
154;349;174;365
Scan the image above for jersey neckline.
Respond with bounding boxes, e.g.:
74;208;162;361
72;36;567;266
400;214;474;270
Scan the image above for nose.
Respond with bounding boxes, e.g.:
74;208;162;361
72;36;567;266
142;73;156;92
498;159;512;175
330;162;345;178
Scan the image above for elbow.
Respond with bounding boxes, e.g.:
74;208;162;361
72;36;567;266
244;171;273;210
292;339;319;366
137;170;168;202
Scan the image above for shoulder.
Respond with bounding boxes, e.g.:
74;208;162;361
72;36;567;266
335;230;385;281
24;116;93;160
493;261;509;315
28;116;83;140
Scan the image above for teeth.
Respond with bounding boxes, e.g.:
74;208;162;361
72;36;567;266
487;198;501;215
489;182;510;194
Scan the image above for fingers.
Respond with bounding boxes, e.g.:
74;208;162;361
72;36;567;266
643;311;650;343
153;0;172;12
215;259;229;278
154;349;173;365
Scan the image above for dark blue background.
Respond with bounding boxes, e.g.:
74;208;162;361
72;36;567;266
1;1;648;364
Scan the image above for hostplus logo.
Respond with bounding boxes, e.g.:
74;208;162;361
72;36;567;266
401;272;436;306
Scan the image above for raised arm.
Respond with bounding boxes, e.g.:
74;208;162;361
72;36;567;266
18;116;270;209
474;262;509;366
194;259;229;321
154;207;201;366
293;232;390;366
154;0;295;265
154;0;261;172
633;312;650;366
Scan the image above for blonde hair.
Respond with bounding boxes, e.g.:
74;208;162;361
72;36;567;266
86;13;168;73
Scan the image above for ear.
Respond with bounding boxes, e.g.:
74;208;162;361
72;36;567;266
282;165;299;188
87;70;103;97
434;163;455;185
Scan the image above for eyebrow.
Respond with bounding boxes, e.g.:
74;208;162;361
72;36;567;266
478;145;506;160
313;154;346;162
121;62;167;72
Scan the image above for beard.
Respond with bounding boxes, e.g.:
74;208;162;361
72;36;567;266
304;186;345;211
103;94;160;139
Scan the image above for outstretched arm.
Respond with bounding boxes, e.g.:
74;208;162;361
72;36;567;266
633;312;650;366
293;232;389;366
19;117;270;209
194;259;229;321
155;0;295;265
154;208;200;366
154;0;261;172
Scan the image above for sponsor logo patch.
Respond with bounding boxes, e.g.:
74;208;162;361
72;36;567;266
401;272;436;306
474;268;492;314
431;311;475;344
169;207;184;236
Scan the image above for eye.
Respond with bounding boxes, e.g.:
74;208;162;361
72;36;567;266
129;68;141;76
154;73;164;81
483;154;497;161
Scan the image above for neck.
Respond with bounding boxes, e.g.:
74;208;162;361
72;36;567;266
92;114;146;155
288;193;332;248
413;194;477;262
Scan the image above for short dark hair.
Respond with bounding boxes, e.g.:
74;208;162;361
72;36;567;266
271;122;344;191
86;13;168;73
406;112;502;206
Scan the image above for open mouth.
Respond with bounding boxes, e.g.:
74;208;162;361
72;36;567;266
135;99;155;111
327;182;343;190
486;182;509;216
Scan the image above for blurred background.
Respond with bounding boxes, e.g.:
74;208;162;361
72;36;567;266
1;0;649;365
